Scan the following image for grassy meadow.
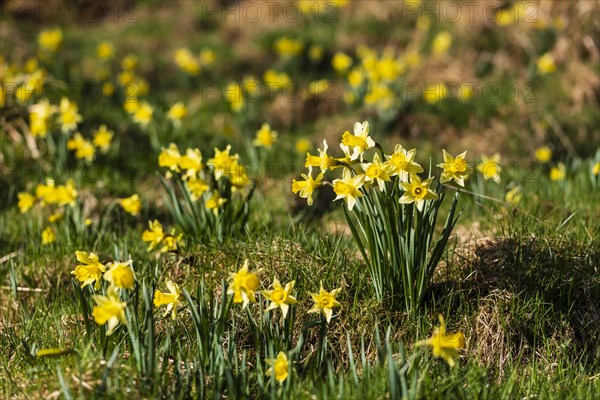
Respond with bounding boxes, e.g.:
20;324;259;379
1;0;599;398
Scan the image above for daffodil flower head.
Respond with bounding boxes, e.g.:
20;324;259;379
92;286;127;335
266;351;290;383
179;148;204;180
333;168;365;211
154;279;182;319
292;168;323;206
93;125;114;153
41;226;56;245
18;192;36;213
385;144;423;182
550;163;566;181
476;154;502;183
118;194;142;216
262;278;297;319
253;123;278;149
415;314;465;367
71;251;106;290
399;174;439;211
340;121;376;161
208;145;239;180
308;281;342;323
158;143;182;173
227;260;260;308
362;152;392;191
142;220;165;251
103;260;135;290
305;139;339;173
437;149;472;187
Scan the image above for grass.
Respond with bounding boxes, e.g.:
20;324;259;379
1;0;600;399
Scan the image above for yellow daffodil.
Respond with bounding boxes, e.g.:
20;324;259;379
208;145;239;180
266;352;290;383
174;48;200;75
263;69;291;91
142;220;183;253
121;54;138;71
385;144;424;182
159;143;182;173
29;99;56;138
274;37;303;57
253;123;278;149
186;176;210;200
38;28;63;52
71;251;106;290
142;220;165;251
118;194;142;216
348;68;364;88
476;154;502;183
58;97;82;134
333;168;365;211
305;140;340;172
228;162;251;192
154;279;182;319
308;281;341;323
93;125;114;153
340;121;375;161
97;41;114;60
535;146;552;163
36;179;78;207
505;186;523;205
332;52;353;74
133;101;153;127
295;138;312;154
67;133;96;162
362;153;392;191
205;190;227;215
399;174;439;211
103;261;135;290
41;227;56;245
537;53;557;75
432;31;452;56
92;286;127;335
179;148;203;179
18;192;36;213
415;314;465;367
550;163;566;181
593;162;600;176
262;278;297;319
438;150;472;187
227;260;260;308
167;102;187;125
292;169;323;206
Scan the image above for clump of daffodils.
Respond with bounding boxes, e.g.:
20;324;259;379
158;143;254;242
293;121;467;312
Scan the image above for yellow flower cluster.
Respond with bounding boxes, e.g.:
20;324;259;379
142;220;184;253
71;251;135;335
340;46;413;112
293;121;471;211
274;37;303;58
228;260;341;324
173;47;216;76
158;143;251;215
18;178;78;213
